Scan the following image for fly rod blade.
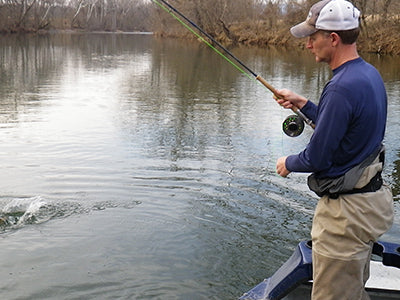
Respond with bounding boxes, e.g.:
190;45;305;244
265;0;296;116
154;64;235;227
152;0;316;131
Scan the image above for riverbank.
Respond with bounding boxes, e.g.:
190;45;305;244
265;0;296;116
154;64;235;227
2;19;399;56
154;19;400;56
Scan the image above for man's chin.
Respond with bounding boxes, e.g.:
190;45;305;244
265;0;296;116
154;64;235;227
315;56;325;64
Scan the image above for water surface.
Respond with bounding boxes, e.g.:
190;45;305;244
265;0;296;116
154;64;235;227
0;33;399;299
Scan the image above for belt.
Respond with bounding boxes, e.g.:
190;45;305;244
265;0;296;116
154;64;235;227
328;171;383;199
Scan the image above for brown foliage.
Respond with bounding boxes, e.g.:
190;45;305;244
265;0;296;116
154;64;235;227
358;18;400;55
152;0;400;55
0;0;399;55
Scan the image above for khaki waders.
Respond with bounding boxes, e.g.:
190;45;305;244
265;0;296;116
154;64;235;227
311;157;394;300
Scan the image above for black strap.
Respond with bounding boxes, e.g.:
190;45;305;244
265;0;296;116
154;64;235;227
328;171;383;199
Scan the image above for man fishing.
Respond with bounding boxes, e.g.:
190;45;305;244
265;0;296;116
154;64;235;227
275;0;394;299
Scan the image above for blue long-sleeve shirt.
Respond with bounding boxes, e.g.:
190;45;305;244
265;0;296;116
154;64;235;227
285;57;387;178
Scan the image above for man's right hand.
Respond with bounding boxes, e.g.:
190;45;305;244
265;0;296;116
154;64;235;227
274;89;308;110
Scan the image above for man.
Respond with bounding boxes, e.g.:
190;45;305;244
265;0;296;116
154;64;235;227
275;0;394;299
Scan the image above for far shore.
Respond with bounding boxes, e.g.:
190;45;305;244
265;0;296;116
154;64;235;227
2;26;399;56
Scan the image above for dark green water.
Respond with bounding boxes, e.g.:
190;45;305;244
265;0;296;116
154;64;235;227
0;33;398;299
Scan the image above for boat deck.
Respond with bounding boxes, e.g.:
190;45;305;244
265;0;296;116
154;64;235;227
283;261;400;300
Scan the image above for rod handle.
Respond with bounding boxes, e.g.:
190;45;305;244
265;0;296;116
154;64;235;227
256;75;278;96
256;75;316;129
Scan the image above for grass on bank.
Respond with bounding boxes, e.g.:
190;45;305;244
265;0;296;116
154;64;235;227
155;17;400;56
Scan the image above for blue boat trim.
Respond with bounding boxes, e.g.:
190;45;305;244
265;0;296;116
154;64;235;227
240;240;400;300
373;241;400;268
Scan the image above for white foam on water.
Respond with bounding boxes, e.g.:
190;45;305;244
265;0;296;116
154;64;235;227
1;196;48;226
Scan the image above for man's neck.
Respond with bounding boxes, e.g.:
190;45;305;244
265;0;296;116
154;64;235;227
329;43;359;70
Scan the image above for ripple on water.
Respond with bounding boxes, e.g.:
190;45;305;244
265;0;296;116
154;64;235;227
0;195;142;231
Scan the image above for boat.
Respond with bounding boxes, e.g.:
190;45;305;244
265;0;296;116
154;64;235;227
240;240;400;300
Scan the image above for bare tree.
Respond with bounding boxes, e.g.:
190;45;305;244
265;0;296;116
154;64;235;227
15;0;37;29
0;0;398;54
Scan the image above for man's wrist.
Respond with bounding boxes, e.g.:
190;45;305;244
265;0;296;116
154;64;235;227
298;97;308;109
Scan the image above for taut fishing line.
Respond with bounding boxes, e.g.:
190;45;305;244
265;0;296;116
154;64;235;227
152;0;315;137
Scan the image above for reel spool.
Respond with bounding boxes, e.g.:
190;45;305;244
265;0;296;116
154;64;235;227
282;114;305;137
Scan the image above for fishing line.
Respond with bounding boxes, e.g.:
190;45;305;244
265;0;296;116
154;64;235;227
152;0;315;135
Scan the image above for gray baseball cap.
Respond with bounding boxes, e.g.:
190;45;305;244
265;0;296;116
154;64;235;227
290;0;360;38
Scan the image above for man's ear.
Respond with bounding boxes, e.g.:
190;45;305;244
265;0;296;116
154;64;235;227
330;32;340;47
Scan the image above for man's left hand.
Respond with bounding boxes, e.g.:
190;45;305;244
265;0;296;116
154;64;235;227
276;156;291;177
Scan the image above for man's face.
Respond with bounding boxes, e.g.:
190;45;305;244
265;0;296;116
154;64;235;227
306;31;334;64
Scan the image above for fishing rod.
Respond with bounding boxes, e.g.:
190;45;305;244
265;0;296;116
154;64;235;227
152;0;315;137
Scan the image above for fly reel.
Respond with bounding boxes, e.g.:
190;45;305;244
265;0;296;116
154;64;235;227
282;114;305;137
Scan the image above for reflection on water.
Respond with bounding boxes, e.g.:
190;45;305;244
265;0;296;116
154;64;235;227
0;33;399;299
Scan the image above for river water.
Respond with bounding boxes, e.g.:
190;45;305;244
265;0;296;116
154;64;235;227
0;33;399;299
